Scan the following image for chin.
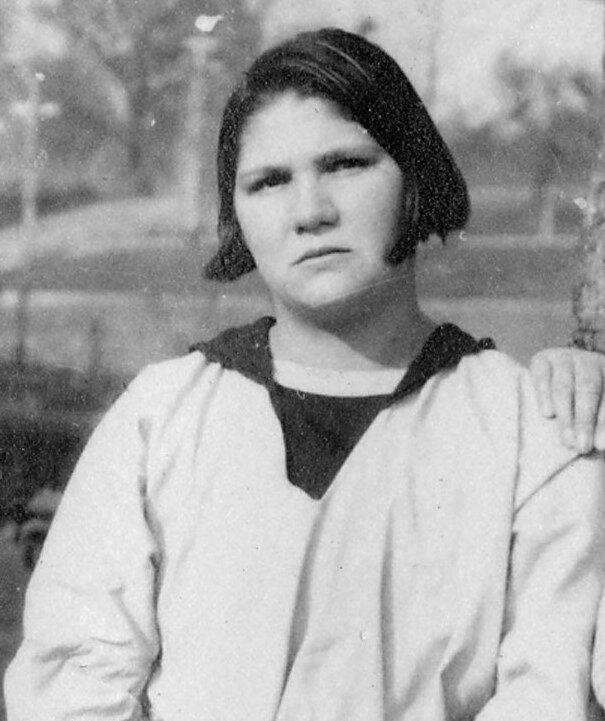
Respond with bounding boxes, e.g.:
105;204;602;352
283;284;377;322
285;277;351;306
272;268;403;318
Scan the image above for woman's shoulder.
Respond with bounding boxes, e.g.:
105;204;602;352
104;350;228;434
130;316;275;399
453;346;534;399
127;351;215;401
451;348;581;497
451;347;552;429
458;344;523;375
454;347;567;425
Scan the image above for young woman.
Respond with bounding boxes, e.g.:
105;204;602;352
5;27;605;721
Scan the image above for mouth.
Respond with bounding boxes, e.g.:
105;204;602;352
296;247;350;264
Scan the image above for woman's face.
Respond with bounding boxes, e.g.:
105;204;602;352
233;91;407;314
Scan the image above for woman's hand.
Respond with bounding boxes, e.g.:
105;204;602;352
531;348;605;453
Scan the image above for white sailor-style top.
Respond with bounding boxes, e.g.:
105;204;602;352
5;318;605;721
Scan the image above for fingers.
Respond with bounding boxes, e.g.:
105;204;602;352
548;351;577;450
532;348;605;454
530;352;555;418
572;360;603;453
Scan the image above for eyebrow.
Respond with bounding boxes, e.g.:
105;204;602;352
236;142;381;183
236;164;289;184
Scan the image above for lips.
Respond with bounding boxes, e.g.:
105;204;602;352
296;247;350;263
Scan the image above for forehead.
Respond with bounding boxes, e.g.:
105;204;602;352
237;92;376;170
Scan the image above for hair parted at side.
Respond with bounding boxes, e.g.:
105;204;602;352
205;26;470;282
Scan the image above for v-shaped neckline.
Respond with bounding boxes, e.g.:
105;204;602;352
191;317;495;499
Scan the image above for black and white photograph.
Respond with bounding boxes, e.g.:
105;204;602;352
2;1;605;718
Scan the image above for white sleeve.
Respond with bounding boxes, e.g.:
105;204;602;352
3;372;160;721
476;378;605;721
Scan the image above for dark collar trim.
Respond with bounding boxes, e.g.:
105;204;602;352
190;316;276;387
390;322;495;402
190;316;495;400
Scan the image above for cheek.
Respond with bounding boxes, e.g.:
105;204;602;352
347;180;405;250
233;198;290;282
234;198;274;256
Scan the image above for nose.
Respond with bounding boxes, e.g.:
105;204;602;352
293;174;339;234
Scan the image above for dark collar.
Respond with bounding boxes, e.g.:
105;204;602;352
190;316;495;401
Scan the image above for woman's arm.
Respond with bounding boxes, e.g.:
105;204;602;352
3;375;160;720
531;348;605;453
476;402;605;720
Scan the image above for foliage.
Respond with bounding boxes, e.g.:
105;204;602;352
31;0;264;194
496;51;600;189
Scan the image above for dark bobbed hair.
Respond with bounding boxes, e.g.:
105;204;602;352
205;27;470;282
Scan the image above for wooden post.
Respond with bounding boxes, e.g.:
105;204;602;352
424;0;445;112
14;67;40;368
179;17;221;228
573;2;605;350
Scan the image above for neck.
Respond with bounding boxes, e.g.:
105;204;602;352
269;261;436;370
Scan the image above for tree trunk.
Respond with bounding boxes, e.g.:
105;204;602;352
573;6;605;350
128;83;155;196
14;66;40;368
423;0;445;112
126;39;155;196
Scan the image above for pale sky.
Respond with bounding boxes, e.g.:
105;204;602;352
263;0;604;121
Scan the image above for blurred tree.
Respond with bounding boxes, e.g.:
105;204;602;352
35;0;263;195
0;1;36;181
496;52;600;237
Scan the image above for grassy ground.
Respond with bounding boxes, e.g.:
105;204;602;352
0;289;574;374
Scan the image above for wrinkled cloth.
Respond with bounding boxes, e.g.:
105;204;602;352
4;347;605;721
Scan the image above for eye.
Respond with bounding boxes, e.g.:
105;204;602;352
247;170;290;193
320;154;373;174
